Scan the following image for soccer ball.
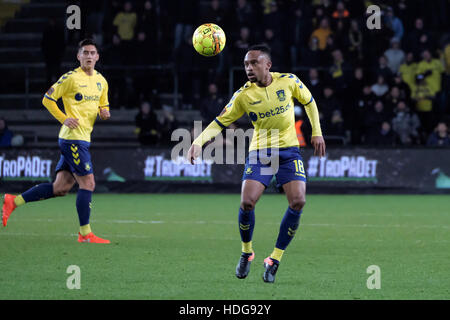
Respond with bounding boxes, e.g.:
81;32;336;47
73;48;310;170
192;23;226;57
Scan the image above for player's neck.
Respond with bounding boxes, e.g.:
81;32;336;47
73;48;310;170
256;73;272;87
81;65;94;76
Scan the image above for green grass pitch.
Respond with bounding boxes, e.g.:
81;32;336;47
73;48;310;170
0;194;449;300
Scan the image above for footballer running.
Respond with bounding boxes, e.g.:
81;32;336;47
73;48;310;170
2;39;111;244
187;44;326;283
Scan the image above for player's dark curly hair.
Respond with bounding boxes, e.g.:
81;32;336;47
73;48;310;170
78;38;99;52
248;44;272;60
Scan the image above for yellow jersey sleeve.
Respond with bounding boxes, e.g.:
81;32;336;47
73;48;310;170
192;89;245;147
45;72;73;102
215;89;245;128
99;79;109;110
43;73;74;124
290;74;322;137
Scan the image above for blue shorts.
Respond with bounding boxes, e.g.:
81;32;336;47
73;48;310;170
242;147;306;188
55;139;93;176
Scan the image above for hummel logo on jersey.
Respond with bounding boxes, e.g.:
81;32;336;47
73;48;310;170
249;100;262;105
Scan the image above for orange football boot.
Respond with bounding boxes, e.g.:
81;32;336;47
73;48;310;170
2;194;17;227
78;232;110;244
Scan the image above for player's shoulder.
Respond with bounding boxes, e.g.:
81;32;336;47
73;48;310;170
274;72;302;82
94;69;108;83
233;81;252;98
54;68;79;86
275;72;305;89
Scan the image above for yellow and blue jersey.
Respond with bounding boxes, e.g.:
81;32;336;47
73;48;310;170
206;72;321;151
44;67;109;143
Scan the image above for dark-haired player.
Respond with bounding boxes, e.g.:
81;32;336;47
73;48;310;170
187;44;326;282
2;39;111;243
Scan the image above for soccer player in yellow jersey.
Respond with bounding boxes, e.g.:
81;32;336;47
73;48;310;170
2;39;111;244
188;45;326;283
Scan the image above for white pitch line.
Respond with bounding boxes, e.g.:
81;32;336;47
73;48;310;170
3;218;450;230
1;232;450;244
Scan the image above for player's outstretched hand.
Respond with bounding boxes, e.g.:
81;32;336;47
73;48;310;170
64;117;79;129
99;107;110;120
187;144;201;165
311;136;326;157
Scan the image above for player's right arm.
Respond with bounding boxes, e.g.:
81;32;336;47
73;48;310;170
42;74;78;128
188;90;245;164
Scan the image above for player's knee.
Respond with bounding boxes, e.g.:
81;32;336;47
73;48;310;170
289;197;306;212
53;184;71;197
79;177;95;191
241;198;256;211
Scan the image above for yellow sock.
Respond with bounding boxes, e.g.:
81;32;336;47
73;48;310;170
270;247;284;262
14;195;25;207
242;241;253;254
80;224;92;236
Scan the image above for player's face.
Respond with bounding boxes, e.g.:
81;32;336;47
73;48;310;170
77;45;99;70
244;51;272;83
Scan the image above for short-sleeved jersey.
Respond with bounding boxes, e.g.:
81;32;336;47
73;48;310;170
215;72;315;151
44;67;109;142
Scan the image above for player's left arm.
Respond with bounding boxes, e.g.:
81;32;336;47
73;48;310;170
98;80;110;120
291;74;326;157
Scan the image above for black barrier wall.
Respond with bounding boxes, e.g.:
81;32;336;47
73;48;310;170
1;147;450;193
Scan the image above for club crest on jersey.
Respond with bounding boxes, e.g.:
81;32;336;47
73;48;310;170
276;90;286;102
97;82;102;91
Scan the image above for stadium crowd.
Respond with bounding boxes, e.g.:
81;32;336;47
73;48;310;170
31;0;450;147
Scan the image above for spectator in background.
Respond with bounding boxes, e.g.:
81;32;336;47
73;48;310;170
384;6;404;42
427;122;450;146
391;101;421;145
364;100;391;143
300;36;322;68
347;19;363;62
375;55;394;80
306;68;323;101
113;1;137;42
159;107;179;143
411;74;434;134
262;29;284;69
41;18;66;87
416;49;445;96
332;1;350;22
233;27;251;66
203;0;228;28
328;49;350;91
371;75;389;97
0;118;13;148
289;8;311;68
405;18;434;57
384;38;405;74
398;52;418;92
133;31;154;64
233;0;256;33
319;86;341;131
137;1;159;47
171;0;195;51
369;121;399;146
200;83;225;124
310;17;333;51
327;109;345;137
262;1;284;37
135;101;160;145
385;86;402;111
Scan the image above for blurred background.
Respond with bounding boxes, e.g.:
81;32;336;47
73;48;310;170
0;0;449;194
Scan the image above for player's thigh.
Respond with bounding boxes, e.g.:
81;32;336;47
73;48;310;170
53;170;76;196
282;180;306;211
240;179;265;210
74;173;95;191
